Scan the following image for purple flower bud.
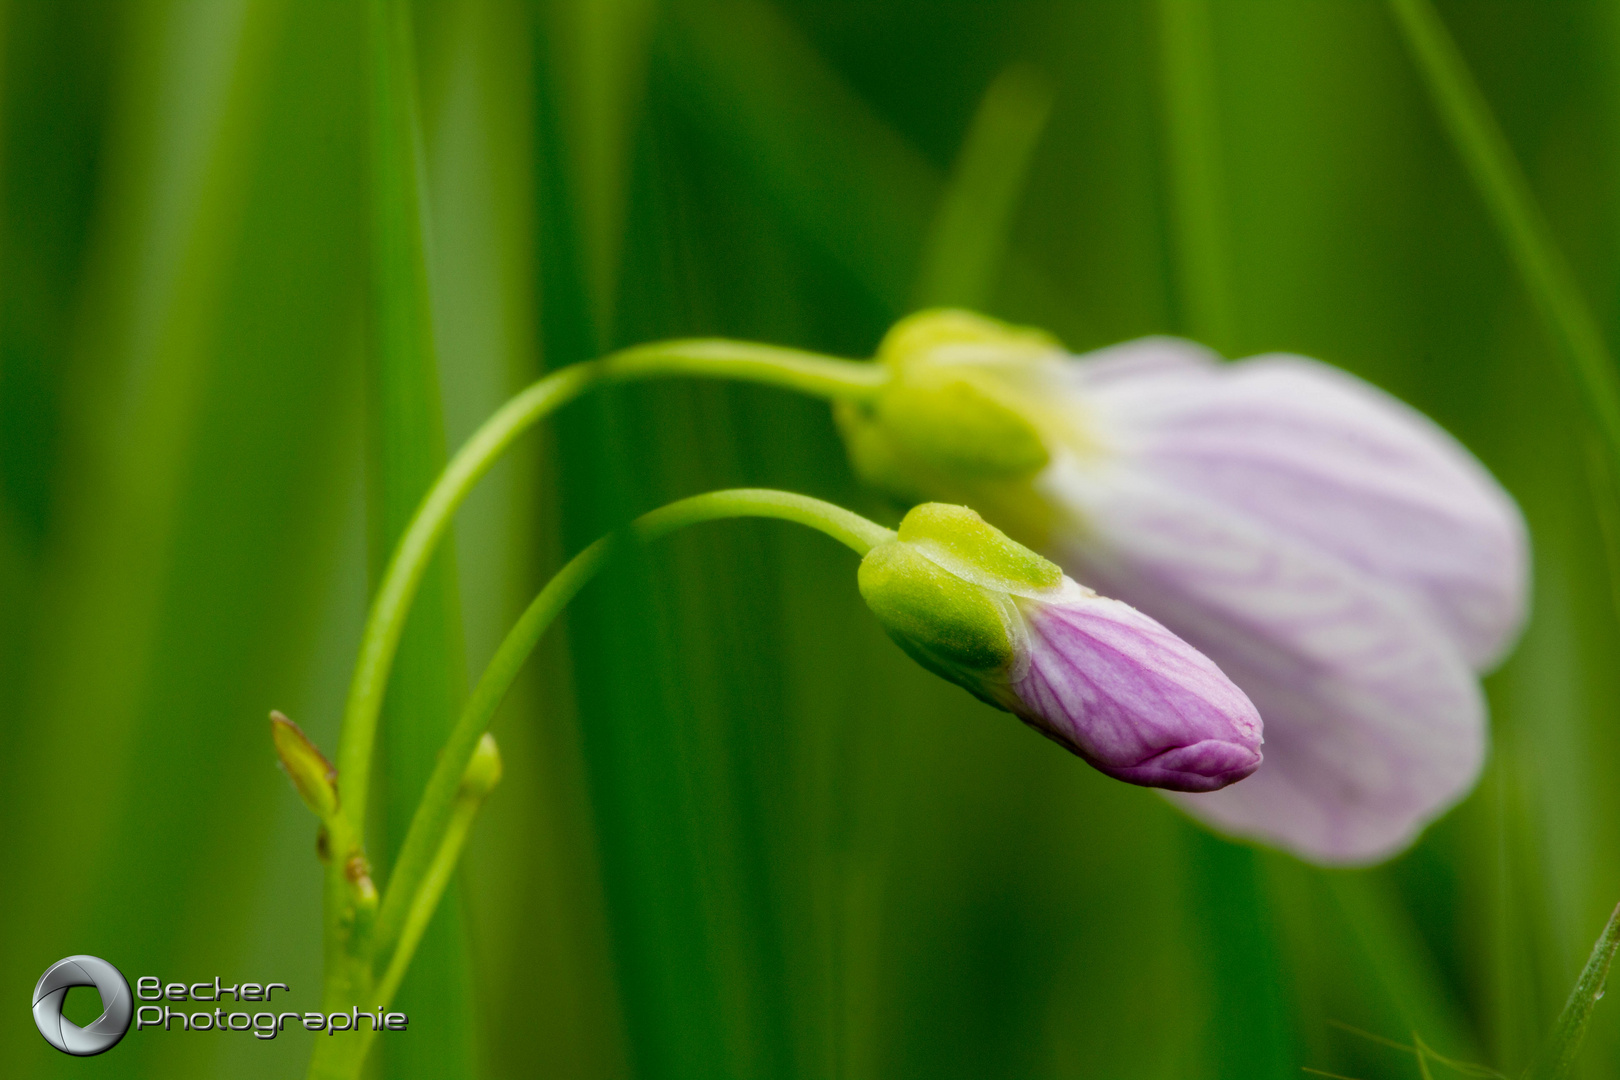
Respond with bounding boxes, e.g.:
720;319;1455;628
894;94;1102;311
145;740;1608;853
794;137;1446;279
1011;580;1263;791
858;503;1262;793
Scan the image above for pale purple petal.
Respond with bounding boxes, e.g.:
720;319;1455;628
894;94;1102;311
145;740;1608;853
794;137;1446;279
1063;342;1529;671
1010;582;1262;792
1041;462;1486;864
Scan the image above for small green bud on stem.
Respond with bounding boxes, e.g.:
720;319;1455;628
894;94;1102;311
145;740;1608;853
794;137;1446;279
459;733;503;801
271;711;339;822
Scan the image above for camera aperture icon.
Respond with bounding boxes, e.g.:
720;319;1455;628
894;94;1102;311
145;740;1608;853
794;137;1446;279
32;955;132;1056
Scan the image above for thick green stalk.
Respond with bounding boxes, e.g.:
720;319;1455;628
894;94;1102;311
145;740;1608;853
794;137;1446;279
1386;0;1620;474
315;340;877;1079
370;489;891;974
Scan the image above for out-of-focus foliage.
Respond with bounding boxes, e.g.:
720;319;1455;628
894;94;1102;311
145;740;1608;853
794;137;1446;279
1;1;1618;1077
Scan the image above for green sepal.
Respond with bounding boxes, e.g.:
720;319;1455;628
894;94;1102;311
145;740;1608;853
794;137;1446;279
858;540;1017;674
842;308;1062;488
873;372;1049;479
878;308;1061;366
897;502;1062;592
857;502;1064;693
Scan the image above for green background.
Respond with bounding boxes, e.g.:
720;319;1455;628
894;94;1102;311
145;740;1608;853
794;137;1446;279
1;1;1616;1077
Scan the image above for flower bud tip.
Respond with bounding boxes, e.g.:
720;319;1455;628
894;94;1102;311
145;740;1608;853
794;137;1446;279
270;710;339;821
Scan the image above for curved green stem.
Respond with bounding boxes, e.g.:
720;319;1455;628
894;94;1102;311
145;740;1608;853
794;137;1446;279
633;487;892;555
368;489;891;984
348;735;502;1071
373;767;491;1013
335;342;884;829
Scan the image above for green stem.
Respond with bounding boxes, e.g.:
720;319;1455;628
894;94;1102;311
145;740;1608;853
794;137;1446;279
355;735;503;1068
373;763;492;1012
308;815;378;1080
1525;902;1620;1080
1386;0;1620;474
368;489;891;984
334;342;883;828
634;487;893;555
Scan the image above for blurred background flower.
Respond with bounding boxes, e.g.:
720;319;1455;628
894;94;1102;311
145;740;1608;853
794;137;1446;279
1;2;1618;1078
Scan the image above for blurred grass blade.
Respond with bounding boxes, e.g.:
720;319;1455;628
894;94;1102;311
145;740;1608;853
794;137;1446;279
532;4;733;1072
1525;902;1620;1080
1411;1031;1506;1079
913;64;1054;310
1327;874;1484;1063
1582;436;1620;624
0;0;286;1063
365;0;472;1074
1155;0;1235;350
1383;12;1620;1067
1386;0;1620;473
542;0;655;330
423;1;630;1073
662;0;1068;323
1415;1035;1436;1080
661;0;936;311
1184;831;1294;1079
